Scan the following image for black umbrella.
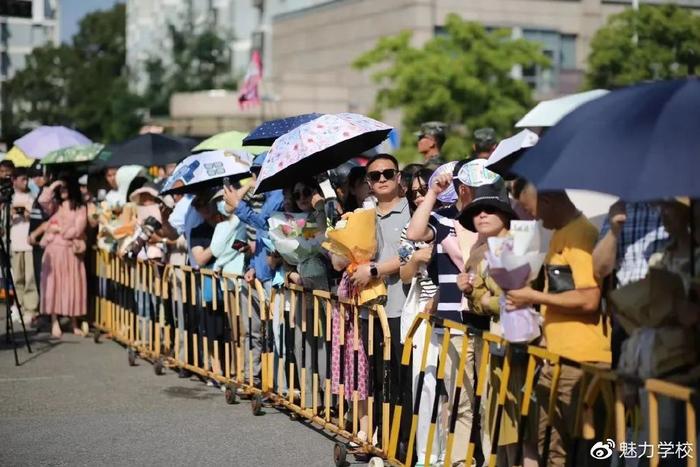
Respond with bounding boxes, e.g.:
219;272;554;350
243;113;323;147
99;133;197;168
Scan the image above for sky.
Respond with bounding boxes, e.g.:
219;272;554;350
60;0;123;43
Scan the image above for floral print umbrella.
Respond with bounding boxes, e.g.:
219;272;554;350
255;113;392;194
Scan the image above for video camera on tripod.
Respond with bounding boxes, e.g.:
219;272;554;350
0;177;14;204
0;175;32;364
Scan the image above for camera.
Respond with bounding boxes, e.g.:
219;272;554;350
0;177;13;204
123;216;162;260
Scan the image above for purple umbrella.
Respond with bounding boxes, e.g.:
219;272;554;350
14;126;92;160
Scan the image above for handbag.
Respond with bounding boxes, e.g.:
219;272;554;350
545;265;575;294
400;276;424;344
72;238;87;255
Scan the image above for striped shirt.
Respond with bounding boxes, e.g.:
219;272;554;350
398;224;438;302
428;205;489;329
243;190;265;243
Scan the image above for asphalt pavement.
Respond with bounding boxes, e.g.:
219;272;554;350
0;316;347;467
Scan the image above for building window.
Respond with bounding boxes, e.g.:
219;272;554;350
520;28;577;94
0;1;33;19
434;24;577;94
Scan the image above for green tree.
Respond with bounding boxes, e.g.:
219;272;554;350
4;4;142;143
586;4;700;89
69;3;142;142
4;44;76;132
354;14;549;162
143;25;236;116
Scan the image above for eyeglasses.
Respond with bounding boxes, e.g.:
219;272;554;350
408;185;428;200
366;169;397;183
293;187;313;201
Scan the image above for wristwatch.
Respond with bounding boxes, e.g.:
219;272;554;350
370;262;379;278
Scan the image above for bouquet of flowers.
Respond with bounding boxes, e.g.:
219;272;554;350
485;220;546;343
268;212;326;276
322;208;386;305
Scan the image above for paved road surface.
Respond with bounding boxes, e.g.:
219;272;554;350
0;317;347;467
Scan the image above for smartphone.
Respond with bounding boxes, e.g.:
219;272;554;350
223;177;232;189
232;240;248;251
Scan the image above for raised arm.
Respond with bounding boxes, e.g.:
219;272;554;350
593;202;626;282
406;173;451;242
39;181;61;215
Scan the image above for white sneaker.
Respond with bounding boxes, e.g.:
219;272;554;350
10;306;21;324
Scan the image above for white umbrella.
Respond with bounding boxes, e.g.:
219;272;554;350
486;129;539;178
160;149;254;195
515;89;609;128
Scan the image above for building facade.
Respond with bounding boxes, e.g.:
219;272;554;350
151;0;699;136
0;0;60;135
267;0;700;125
126;0;330;98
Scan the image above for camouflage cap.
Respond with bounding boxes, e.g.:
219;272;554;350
416;121;447;138
473;127;497;147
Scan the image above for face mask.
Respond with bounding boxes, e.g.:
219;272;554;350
216;200;229;217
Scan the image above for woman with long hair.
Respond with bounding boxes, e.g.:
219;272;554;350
29;176;87;338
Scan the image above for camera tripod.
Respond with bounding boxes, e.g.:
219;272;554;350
1;199;33;365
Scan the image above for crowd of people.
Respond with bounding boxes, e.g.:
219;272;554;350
3;118;697;467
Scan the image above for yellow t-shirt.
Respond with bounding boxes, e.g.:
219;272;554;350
543;215;611;364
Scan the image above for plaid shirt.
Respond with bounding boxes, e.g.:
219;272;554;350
599;202;669;287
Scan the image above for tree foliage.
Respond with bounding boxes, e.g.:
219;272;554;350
143;24;236;116
586;4;700;89
354;14;549;161
4;4;142;143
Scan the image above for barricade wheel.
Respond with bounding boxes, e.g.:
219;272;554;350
289;412;299;421
224;384;238;405
154;359;164;376
127;349;136;367
333;443;348;467
368;457;384;467
93;330;100;343
251;393;263;416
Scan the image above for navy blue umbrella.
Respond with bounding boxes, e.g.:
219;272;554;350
511;78;700;202
242;113;324;147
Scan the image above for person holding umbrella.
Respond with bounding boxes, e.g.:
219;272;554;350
505;190;610;466
592;201;668;367
221;154;284;389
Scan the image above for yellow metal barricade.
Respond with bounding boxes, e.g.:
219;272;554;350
86;254;697;467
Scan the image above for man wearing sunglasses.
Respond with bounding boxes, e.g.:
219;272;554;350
416;121;446;171
351;153;411;444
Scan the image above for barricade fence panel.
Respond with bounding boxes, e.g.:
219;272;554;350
91;252;697;467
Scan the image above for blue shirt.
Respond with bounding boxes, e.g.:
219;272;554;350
235;189;284;283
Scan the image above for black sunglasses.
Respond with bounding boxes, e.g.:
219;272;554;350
475;206;499;216
367;169;397;183
293;187;313;201
408;185;429;200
